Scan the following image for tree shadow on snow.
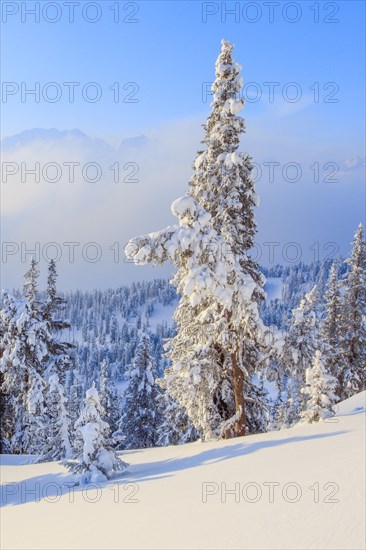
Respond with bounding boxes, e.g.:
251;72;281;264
0;430;347;507
336;406;366;417
0;469;170;508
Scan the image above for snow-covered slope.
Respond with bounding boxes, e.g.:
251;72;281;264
1;392;365;550
264;277;283;301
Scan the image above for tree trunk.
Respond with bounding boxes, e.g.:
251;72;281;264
222;311;246;439
221;348;246;439
231;349;246;437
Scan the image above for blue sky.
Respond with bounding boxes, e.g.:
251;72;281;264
2;0;365;139
1;1;365;289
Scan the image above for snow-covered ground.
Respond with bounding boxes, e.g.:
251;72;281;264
146;299;177;329
1;391;365;550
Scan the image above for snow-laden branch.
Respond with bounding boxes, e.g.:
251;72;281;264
125;195;258;313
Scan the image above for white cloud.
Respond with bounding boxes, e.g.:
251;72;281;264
1;116;364;290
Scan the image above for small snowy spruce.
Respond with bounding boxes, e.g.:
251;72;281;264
119;334;161;449
300;350;338;423
99;358;120;444
42;373;72;461
279;286;320;425
67;384;127;483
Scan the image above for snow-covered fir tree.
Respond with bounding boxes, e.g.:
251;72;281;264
320;262;342;394
157;378;200;446
322;263;342;351
23;258;40;310
0;292;18;451
68;369;82;442
0;365;11;453
189;41;262;287
99;358;120;443
126;195;263;439
23;366;47;455
119;334;161;449
339;224;366;398
126;40;268;439
0;262;50;453
185;39;268;437
43;260;74;383
270;378;292;430
67;384;127;483
300;350;338;423
0;260;76;455
278;286;321;425
42;373;72;461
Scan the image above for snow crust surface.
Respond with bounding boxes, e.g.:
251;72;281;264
1;392;365;550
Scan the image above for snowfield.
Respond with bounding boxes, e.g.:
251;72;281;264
1;391;365;550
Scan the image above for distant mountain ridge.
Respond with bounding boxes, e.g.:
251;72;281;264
1;128;151;156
